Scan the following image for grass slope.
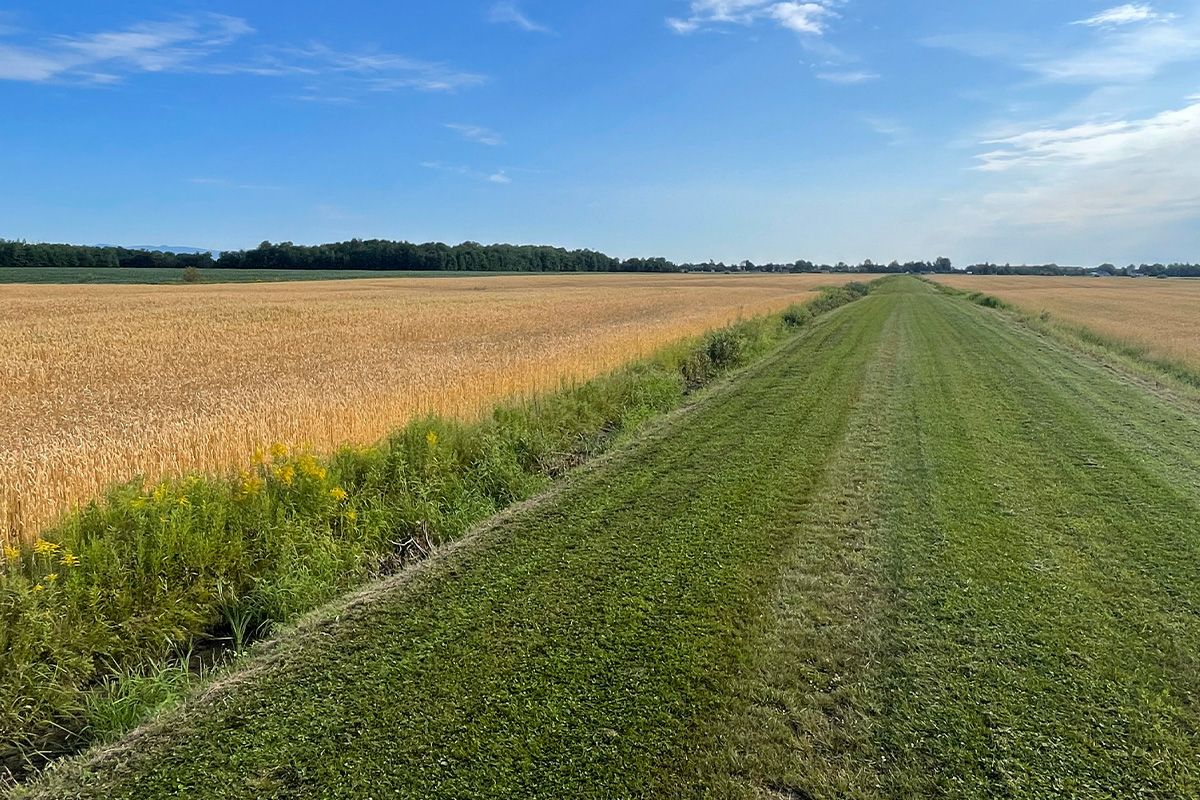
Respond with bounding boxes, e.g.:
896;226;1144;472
19;278;1200;798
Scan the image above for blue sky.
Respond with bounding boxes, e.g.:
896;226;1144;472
1;1;1198;265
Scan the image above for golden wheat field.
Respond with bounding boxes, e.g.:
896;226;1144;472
933;275;1200;371
0;272;859;540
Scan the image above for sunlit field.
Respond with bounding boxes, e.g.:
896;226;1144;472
932;275;1200;371
0;272;857;540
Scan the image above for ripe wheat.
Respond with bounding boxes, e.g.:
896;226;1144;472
933;276;1200;371
1;273;855;540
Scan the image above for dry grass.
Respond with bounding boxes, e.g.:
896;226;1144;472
1;272;857;541
933;275;1200;371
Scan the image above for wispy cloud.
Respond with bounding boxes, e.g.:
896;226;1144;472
863;115;909;144
976;99;1200;172
1072;3;1165;28
209;45;486;94
0;16;485;96
445;123;504;146
971;97;1200;228
667;1;839;37
926;6;1199;85
489;3;554;34
421;161;513;185
816;68;877;83
0;14;251;83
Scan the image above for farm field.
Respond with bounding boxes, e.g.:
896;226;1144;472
0;273;857;540
0;267;542;285
933;275;1200;373
21;277;1200;799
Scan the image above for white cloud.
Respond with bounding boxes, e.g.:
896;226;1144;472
445;123;504;146
927;7;1199;85
490;3;554;34
0;14;252;83
863;115;908;143
769;2;833;34
1036;16;1200;83
421;161;514;185
0;17;485;95
668;0;838;37
1072;4;1163;28
816;69;877;83
971;97;1200;229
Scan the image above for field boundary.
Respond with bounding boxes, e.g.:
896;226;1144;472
927;279;1200;400
16;287;877;797
2;280;879;785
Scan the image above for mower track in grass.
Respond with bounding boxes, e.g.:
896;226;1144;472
18;278;1200;799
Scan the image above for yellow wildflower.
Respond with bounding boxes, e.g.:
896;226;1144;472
298;454;327;481
329;487;348;502
60;551;80;568
270;442;288;459
253;447;265;463
178;496;191;507
45;573;58;584
4;545;21;565
240;473;264;497
33;539;60;557
130;497;147;510
273;464;296;486
32;584;44;593
426;430;439;448
345;510;358;523
152;485;168;503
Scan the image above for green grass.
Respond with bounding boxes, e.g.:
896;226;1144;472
0;284;871;778
15;277;1200;798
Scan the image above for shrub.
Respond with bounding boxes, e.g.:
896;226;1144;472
181;266;202;284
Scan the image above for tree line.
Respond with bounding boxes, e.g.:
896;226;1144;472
7;237;1195;276
967;262;1200;278
2;238;961;274
0;240;215;268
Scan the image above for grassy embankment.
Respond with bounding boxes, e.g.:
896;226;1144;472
932;279;1200;389
17;277;1200;798
0;283;871;778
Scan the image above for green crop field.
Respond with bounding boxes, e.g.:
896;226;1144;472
15;276;1200;799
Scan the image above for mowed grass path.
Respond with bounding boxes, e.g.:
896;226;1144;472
21;279;1200;798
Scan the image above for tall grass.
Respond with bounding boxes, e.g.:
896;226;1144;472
0;284;871;778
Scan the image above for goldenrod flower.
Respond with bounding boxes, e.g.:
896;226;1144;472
152;486;168;503
32;584;44;593
298;454;327;481
60;551;80;568
273;464;296;486
345;510;358;522
33;539;60;557
253;447;266;463
45;573;58;584
329;487;348;502
270;442;288;459
426;431;439;448
240;474;264;496
178;496;191;507
4;545;20;565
